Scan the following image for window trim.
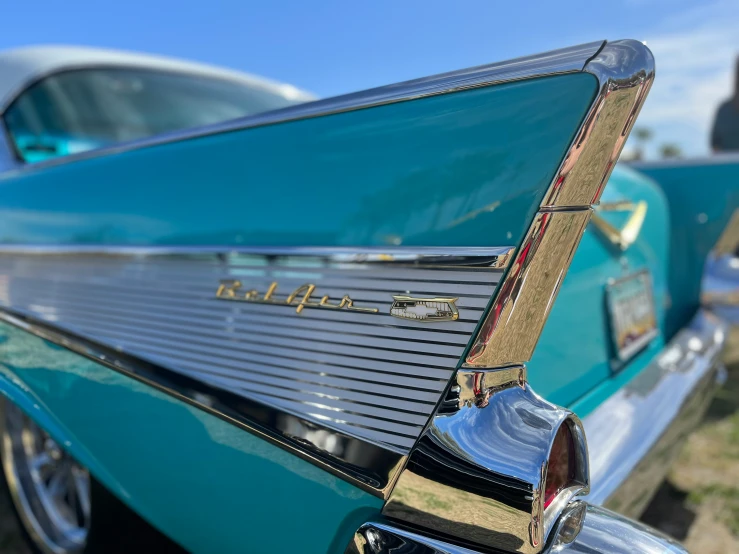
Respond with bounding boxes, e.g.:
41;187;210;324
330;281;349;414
0;64;301;167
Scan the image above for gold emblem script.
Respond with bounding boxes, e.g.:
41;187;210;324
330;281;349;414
215;280;379;315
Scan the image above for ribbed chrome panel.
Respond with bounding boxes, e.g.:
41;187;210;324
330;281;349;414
0;248;508;453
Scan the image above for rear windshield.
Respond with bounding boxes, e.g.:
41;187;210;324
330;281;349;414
3;67;306;163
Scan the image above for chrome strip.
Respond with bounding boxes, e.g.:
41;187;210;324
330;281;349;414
0;246;508;496
0;308;406;496
0;248;508;454
0;245;513;266
541;39;655;208
703;255;739;325
0;41;604;175
466;210;591;367
346;521;484;553
545;503;688;554
347;503;687;554
584;309;726;517
465;39;655;368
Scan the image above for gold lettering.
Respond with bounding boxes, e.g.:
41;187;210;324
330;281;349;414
216;280;241;298
263;282;278;301
318;295;342;309
215;280;379;315
343;296;380;313
285;284;318;314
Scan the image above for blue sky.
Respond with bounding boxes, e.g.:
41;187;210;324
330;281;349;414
2;0;738;157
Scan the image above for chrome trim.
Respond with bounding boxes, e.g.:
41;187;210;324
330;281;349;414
584;309;726;517
0;308;405;497
346;521;483;554
346;502;687;553
702;254;739;325
383;366;589;554
0;245;513;265
465;39;655;368
0;42;604;175
0;246;508;496
0;47;315;114
465;210;591;367
547;503;687;553
541;40;655;208
385;39;655;554
390;296;460;322
0;248;506;454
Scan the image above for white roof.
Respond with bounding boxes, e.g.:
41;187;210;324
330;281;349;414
0;45;314;111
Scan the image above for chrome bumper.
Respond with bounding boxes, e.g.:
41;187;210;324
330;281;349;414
702;255;739;326
347;310;724;554
583;309;727;517
348;502;688;553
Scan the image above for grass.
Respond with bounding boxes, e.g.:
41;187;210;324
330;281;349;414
643;328;739;552
688;484;739;536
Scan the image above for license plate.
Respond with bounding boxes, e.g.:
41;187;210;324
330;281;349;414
606;270;658;362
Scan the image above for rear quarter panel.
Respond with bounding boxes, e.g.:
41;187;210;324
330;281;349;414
0;71;599;553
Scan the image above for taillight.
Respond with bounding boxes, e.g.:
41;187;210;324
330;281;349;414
544;422;577;509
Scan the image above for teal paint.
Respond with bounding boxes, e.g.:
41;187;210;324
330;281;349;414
0;322;381;554
634;159;739;339
0;73;597;249
0;72;605;548
529;165;670;411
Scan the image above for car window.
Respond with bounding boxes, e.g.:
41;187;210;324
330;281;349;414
2;67;306;163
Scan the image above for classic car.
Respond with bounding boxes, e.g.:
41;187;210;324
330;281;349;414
630;155;739;329
0;39;729;554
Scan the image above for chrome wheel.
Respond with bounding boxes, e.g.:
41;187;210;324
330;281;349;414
0;399;90;554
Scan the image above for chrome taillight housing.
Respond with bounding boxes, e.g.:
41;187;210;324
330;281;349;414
384;366;590;554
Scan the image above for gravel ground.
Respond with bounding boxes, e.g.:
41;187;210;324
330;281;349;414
0;332;737;553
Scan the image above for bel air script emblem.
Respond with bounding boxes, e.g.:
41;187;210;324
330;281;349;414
390;296;459;322
215;280;379;314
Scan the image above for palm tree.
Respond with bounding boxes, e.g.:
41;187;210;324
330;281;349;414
632;127;653;160
659;143;682;159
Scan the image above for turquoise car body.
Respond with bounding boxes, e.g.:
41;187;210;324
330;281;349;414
533;165;671;415
0;40;727;554
633;157;739;335
0;71;599;553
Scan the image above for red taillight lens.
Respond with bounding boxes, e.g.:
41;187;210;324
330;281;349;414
544;423;577;509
